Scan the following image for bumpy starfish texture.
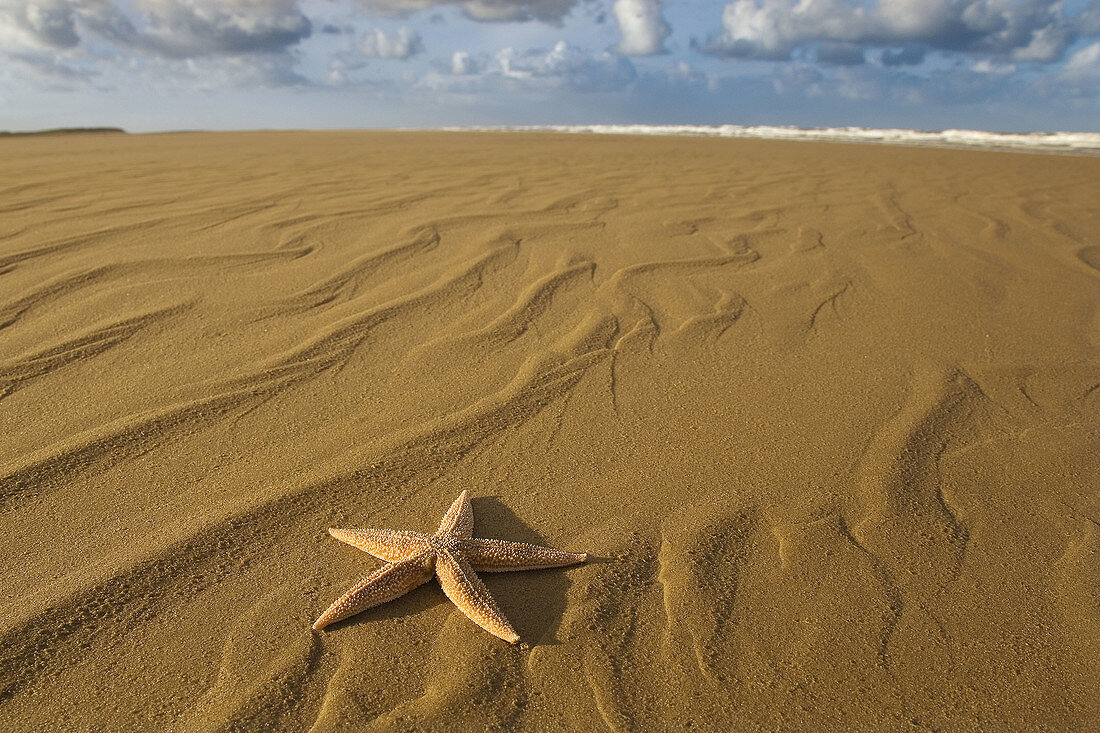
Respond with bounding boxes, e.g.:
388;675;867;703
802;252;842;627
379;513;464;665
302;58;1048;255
313;490;587;643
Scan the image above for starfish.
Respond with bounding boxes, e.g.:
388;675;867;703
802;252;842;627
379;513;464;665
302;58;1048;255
313;490;586;643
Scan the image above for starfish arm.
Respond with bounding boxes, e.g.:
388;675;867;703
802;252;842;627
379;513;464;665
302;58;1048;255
328;528;432;562
435;549;520;643
457;538;587;572
435;490;474;539
313;554;434;632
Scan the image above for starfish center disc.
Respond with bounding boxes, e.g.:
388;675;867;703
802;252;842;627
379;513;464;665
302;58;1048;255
431;535;459;551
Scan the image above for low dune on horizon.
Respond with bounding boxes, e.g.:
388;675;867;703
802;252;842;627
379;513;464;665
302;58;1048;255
1;130;1098;731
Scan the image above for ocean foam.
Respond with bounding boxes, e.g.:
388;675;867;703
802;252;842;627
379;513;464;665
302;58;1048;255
442;124;1100;152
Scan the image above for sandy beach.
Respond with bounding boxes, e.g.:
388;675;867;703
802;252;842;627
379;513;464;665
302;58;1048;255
1;130;1098;731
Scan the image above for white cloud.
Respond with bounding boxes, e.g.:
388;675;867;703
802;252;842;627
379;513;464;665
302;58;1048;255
0;0;315;58
326;55;368;85
451;49;477;74
4;49;96;86
0;0;307;70
2;0;1098;112
419;40;636;93
358;26;423;58
4;0;79;49
972;59;1016;75
612;0;669;56
757;52;1049;108
1055;41;1100;94
697;0;1094;66
0;0;314;88
80;0;313;58
351;0;578;24
704;0;862;60
498;40;636;90
1083;0;1100;36
182;53;307;88
1011;23;1071;63
772;63;824;95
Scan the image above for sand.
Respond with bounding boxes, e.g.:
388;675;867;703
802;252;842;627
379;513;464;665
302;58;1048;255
1;130;1098;731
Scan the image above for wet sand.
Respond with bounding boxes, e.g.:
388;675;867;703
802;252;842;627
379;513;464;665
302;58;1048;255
1;130;1098;731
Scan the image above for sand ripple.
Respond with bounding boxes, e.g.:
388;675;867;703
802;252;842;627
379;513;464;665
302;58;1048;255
1;131;1098;730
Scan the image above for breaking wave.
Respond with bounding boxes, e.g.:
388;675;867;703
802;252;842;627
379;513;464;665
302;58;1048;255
444;124;1100;152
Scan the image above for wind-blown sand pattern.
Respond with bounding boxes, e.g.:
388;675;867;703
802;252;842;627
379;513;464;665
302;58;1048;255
1;131;1098;731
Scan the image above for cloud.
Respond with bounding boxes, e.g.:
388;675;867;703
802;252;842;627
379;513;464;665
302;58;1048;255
182;53;308;88
772;63;824;94
3;0;1097;118
1053;41;1100;95
612;0;669;56
1083;0;1100;36
451;49;478;74
80;0;312;59
0;0;318;93
351;0;578;24
0;0;314;59
498;40;637;91
2;0;79;49
815;42;864;66
976;58;1011;71
5;50;96;86
326;54;368;85
880;44;924;67
358;26;423;58
696;0;1097;66
774;63;1002;106
419;40;636;93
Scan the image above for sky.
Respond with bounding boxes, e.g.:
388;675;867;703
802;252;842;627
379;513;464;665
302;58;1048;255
2;0;1100;133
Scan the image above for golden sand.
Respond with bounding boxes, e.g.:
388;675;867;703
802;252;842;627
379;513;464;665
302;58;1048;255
1;131;1098;731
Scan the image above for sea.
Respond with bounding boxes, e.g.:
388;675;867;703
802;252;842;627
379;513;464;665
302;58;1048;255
443;124;1100;153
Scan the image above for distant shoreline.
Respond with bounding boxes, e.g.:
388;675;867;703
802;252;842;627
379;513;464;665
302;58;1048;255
0;127;126;137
